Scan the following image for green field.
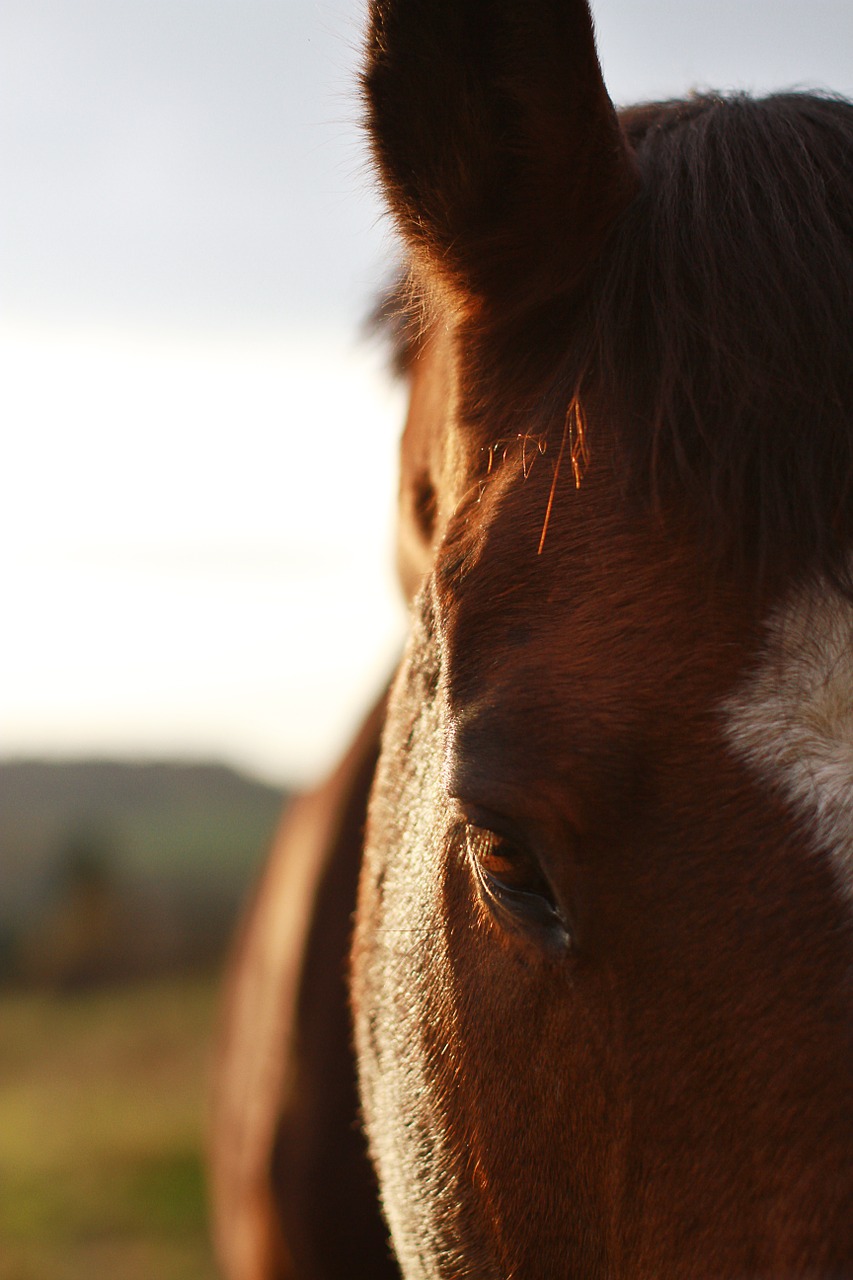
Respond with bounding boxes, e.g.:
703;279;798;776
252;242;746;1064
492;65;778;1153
0;975;222;1280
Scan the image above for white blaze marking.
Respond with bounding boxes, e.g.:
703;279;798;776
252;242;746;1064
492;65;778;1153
725;577;853;897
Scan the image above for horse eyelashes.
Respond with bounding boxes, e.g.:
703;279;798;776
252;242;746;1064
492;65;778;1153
466;825;542;894
463;821;572;949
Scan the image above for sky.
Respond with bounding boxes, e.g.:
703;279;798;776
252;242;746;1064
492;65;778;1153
2;0;852;786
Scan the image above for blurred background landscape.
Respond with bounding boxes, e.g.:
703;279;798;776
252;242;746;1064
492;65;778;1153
2;0;851;1276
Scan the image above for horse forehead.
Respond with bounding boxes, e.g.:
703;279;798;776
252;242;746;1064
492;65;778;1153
438;458;738;682
433;457;759;799
725;576;853;903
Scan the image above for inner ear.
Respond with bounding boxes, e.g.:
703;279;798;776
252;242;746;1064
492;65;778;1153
410;471;437;543
397;463;439;602
394;326;458;600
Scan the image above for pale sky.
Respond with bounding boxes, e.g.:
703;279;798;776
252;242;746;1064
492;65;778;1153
2;0;851;786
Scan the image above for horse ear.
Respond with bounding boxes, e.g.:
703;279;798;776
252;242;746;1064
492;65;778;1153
364;0;639;311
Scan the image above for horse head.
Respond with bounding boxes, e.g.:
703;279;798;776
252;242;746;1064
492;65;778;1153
351;1;853;1276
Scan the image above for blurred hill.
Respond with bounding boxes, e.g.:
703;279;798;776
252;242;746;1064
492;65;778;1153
0;759;287;986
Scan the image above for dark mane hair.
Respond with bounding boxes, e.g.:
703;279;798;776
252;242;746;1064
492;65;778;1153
585;91;853;591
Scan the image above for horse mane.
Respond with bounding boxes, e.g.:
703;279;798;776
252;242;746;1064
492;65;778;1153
582;91;853;592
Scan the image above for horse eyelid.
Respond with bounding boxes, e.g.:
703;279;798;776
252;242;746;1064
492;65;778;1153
463;820;553;899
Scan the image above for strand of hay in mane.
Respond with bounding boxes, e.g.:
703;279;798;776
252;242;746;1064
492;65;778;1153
538;399;587;555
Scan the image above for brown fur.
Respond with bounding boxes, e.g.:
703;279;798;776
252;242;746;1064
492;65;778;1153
356;430;852;1278
211;694;399;1280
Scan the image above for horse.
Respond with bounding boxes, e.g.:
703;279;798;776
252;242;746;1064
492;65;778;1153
211;1;853;1275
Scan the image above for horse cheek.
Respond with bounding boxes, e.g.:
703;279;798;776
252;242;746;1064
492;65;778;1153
353;619;624;1278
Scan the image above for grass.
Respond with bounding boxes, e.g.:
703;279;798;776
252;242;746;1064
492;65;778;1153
0;974;222;1280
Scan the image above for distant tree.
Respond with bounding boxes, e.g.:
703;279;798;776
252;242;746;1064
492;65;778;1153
17;824;122;988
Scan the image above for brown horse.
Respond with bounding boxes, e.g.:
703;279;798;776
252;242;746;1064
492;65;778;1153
212;1;853;1276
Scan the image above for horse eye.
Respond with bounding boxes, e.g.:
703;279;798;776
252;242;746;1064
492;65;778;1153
463;822;570;947
466;826;550;898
